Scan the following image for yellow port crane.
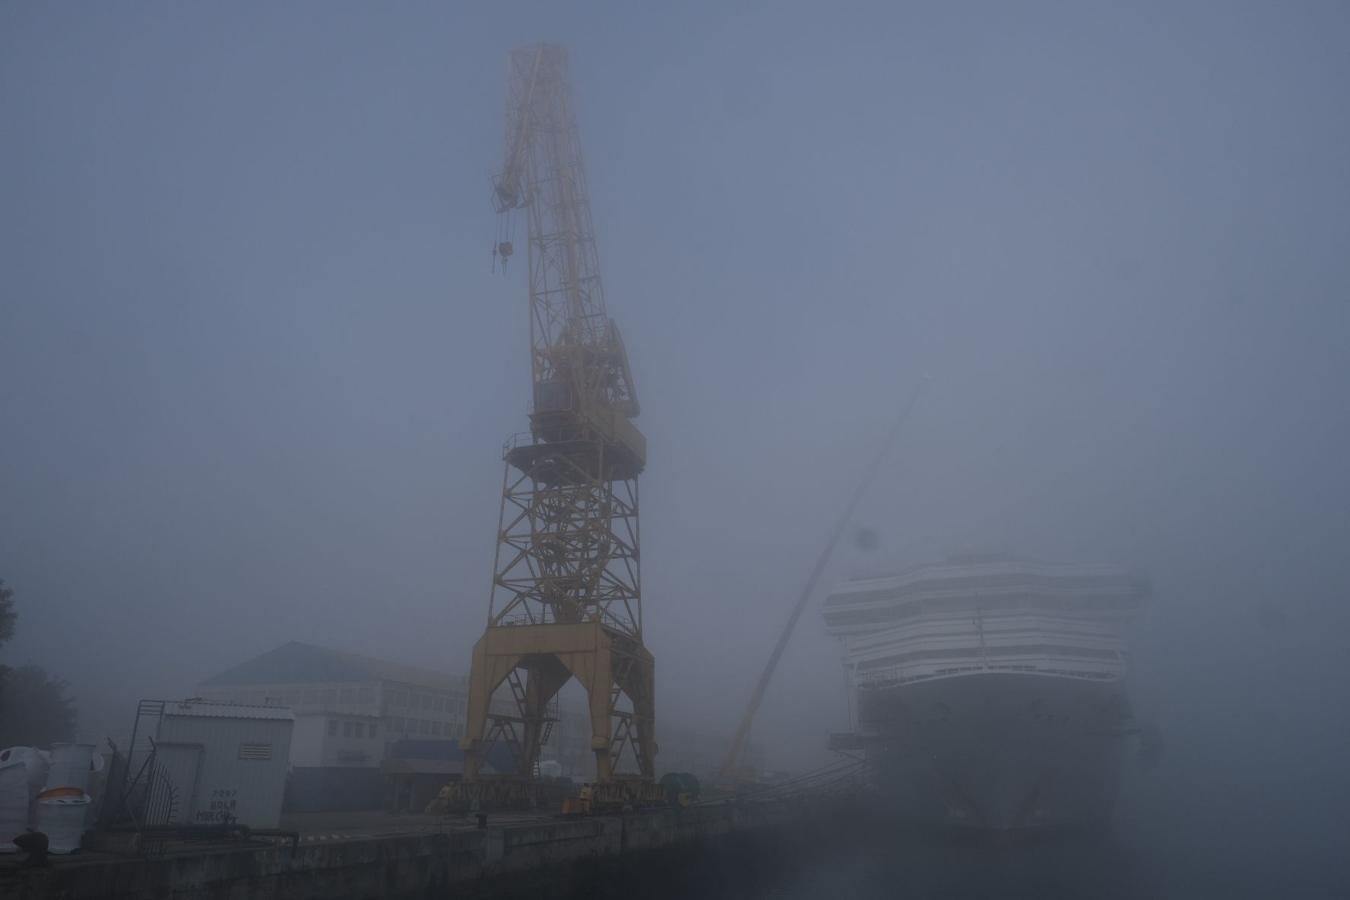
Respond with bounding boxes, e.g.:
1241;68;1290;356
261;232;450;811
451;45;659;810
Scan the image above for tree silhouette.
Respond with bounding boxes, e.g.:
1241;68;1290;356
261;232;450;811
0;666;77;747
0;579;14;648
0;579;78;747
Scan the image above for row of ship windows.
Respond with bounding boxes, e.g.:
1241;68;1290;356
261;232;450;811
861;664;1117;684
839;574;1143;600
830;595;1138;626
856;644;1120;671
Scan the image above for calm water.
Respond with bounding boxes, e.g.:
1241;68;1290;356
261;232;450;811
649;822;1347;900
618;777;1349;900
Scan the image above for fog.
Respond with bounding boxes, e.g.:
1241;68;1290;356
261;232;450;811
3;1;1348;894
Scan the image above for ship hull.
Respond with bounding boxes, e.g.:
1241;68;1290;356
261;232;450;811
860;672;1131;831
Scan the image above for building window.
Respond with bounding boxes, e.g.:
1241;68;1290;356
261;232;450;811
353;722;364;739
340;688;355;706
343;721;354;738
389;717;403;733
328;719;338;737
434;696;446;713
357;686;374;705
304;690;320;705
369;723;378;739
420;719;431;736
421;694;433;710
322;689;336;706
431;721;442;737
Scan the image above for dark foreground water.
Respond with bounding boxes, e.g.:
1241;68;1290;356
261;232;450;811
646;827;1149;900
541;775;1349;900
629;818;1347;900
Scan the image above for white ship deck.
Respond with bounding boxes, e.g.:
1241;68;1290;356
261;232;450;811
824;557;1148;687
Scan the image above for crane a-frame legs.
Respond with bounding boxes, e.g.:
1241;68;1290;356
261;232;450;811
449;622;658;809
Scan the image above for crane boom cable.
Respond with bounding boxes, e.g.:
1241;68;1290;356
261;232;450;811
721;377;929;778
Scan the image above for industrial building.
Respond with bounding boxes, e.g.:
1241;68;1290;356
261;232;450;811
194;642;592;811
195;641;469;755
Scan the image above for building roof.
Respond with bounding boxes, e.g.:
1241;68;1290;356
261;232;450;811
161;699;295;721
200;641;465;692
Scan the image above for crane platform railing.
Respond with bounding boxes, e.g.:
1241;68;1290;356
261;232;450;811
500;425;639;457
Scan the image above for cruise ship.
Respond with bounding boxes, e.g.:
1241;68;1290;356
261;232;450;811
824;555;1149;831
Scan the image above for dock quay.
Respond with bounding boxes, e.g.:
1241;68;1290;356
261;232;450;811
2;796;860;900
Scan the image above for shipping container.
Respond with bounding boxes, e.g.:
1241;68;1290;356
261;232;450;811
152;700;293;829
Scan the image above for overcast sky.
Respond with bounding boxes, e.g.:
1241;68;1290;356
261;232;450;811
2;0;1348;822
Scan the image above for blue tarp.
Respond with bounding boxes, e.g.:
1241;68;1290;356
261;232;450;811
388;739;516;773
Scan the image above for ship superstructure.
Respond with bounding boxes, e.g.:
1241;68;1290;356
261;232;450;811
825;556;1148;830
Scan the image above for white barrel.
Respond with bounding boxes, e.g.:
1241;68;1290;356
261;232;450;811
45;743;96;793
0;766;27;852
0;747;49;852
36;793;90;854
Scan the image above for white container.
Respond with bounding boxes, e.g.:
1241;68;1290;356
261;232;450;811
2;747;51;794
36;792;90;854
154;701;294;828
0;766;27;852
45;743;96;793
0;747;49;852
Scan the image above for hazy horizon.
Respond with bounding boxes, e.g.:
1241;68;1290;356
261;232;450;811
3;7;1348;889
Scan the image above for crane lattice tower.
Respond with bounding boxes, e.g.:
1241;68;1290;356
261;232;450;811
458;44;656;801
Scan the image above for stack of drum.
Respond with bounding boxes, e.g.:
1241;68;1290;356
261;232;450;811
36;743;96;853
